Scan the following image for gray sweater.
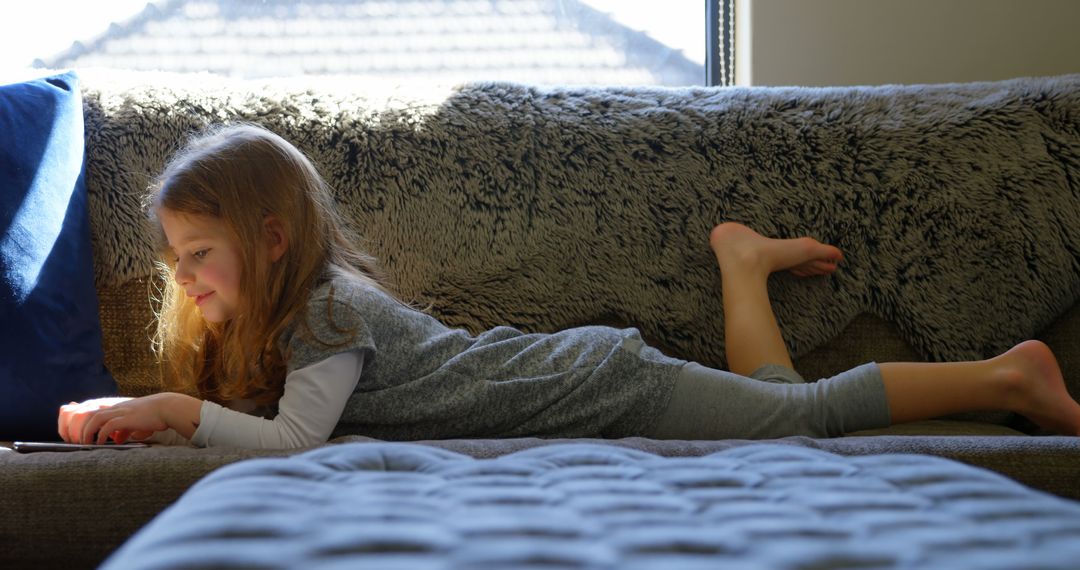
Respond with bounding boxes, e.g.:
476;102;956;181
278;276;687;440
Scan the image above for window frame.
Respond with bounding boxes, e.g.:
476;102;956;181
706;0;734;86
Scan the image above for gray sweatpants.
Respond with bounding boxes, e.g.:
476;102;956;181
648;361;891;439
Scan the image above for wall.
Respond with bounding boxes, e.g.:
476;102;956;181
738;0;1080;87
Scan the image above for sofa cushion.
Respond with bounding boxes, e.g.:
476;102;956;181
0;71;117;440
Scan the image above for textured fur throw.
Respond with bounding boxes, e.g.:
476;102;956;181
80;70;1080;366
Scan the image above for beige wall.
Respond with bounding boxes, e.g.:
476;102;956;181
738;0;1080;87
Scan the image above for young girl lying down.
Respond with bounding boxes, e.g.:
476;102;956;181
58;124;1080;448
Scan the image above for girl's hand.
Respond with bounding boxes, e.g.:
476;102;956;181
59;394;190;444
58;397;149;444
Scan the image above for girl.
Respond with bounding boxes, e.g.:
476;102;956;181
58;124;1080;448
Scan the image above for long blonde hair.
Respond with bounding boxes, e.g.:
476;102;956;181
148;123;390;406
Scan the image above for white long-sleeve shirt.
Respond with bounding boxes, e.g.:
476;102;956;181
149;350;363;449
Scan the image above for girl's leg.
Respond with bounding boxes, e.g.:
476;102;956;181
649;361;887;439
708;222;842;376
649;222;867;439
650;341;1080;439
880;340;1080;435
661;222;1080;438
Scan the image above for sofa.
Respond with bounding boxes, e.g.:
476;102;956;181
2;69;1080;568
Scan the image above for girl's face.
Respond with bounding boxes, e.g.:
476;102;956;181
158;209;243;323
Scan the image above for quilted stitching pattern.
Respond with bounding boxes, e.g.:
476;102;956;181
103;443;1080;569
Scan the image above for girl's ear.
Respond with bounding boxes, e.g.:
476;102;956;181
263;216;289;263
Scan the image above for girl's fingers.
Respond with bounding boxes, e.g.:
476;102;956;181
60;398;136;443
112;429;131;444
96;416;146;445
59;402;83;443
57;407;68;442
58;402;77;442
130;430;155;441
90;416;111;445
81;410;113;445
77;414;94;444
95;419;117;445
65;409;87;443
98;419;136;445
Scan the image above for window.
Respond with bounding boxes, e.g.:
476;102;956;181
1;0;710;86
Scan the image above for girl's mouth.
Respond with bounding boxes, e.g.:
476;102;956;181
195;292;214;306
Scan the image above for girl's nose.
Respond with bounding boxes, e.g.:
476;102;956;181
174;260;193;285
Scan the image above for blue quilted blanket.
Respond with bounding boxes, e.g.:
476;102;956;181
103;443;1080;569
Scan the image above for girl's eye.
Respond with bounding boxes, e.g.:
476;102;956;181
193;249;210;260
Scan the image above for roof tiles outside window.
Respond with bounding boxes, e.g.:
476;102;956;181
40;0;704;86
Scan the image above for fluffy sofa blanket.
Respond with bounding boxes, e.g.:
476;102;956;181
82;71;1080;367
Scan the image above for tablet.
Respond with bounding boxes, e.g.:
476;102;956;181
12;441;150;453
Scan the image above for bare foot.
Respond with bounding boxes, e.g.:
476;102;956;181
709;222;843;277
997;340;1080;435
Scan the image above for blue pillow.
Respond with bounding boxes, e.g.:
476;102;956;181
0;71;118;441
